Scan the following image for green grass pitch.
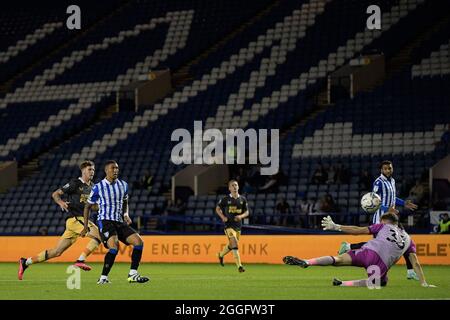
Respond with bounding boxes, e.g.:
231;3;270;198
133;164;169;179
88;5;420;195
2;262;450;300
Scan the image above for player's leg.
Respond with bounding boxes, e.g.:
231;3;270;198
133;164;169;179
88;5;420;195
19;218;77;279
30;237;74;263
98;235;118;284
338;240;369;254
33;218;79;262
123;231;149;283
217;228;234;266
283;252;352;268
334;249;388;287
120;223;149;283
228;230;244;272
335;270;388;287
73;220;101;271
18;237;73;280
98;222;119;284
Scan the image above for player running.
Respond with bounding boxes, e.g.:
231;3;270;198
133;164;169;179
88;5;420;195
283;211;435;288
18;160;102;280
338;160;419;280
82;160;149;284
215;180;249;273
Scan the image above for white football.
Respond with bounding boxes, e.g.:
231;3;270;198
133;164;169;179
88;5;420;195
361;192;382;213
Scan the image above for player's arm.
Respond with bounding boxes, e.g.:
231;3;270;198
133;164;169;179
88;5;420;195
321;216;370;234
123;198;132;225
235;210;249;221
215;203;228;223
122;182;132;225
52;189;69;212
52;181;74;212
81;202;92;237
408;253;436;287
235;199;250;221
396;197;418;210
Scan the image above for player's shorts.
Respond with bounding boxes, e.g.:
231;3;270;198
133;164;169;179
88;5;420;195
224;227;241;240
348;248;389;286
98;220;137;248
62;217;99;242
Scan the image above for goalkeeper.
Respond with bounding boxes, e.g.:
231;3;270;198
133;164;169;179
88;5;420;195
283;210;435;288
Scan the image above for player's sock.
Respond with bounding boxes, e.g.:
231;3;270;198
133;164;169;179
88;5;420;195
101;248;118;276
28;250;48;265
129;269;138;276
339;279;368;287
219;245;232;258
306;256;335;266
130;245;143;271
79;238;100;261
404;252;413;269
231;248;242;268
350;242;366;250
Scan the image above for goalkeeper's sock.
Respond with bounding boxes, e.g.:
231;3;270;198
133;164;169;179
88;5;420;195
339;279;368;287
101;249;118;276
306;256;335;266
350;242;366;250
404;252;413;269
219;245;232;258
231;249;242;268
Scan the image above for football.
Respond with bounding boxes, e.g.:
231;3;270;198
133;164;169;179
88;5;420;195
361;192;382;213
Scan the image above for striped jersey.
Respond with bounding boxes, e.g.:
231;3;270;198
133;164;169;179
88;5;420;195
372;174;399;224
88;178;129;222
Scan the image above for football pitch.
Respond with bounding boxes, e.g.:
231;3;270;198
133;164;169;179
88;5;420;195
2;263;450;300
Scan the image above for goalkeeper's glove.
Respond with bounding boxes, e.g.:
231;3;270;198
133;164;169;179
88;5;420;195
321;215;341;231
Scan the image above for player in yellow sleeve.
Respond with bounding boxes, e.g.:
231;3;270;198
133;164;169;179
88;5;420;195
215;180;249;272
18;161;101;280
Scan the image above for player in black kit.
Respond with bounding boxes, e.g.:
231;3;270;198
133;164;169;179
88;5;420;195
18;161;101;280
216;180;250;272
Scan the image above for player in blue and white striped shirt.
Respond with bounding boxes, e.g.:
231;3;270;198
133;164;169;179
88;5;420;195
82;160;149;284
340;160;419;280
371;161;417;224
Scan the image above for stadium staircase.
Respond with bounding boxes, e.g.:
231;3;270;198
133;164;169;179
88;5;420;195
16;101;118;182
385;13;450;80
172;0;281;89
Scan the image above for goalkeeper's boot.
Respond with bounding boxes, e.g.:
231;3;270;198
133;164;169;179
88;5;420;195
217;253;224;266
238;266;245;273
283;256;309;268
338;242;351;255
406;269;419;281
128;273;150;283
73;260;92;271
18;258;28;280
332;278;343;286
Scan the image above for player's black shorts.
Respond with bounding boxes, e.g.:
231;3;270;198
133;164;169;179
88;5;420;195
98;220;137;248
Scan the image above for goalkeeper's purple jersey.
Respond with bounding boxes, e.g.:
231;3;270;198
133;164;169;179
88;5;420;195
362;223;416;269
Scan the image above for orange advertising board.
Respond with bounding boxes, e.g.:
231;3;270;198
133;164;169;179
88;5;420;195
2;235;450;264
